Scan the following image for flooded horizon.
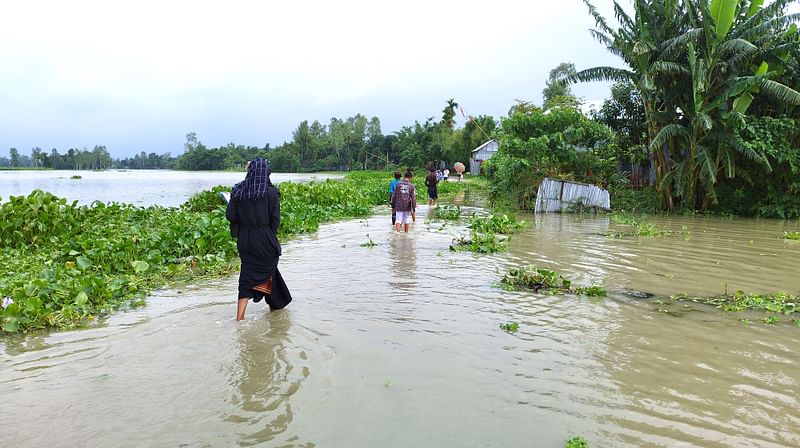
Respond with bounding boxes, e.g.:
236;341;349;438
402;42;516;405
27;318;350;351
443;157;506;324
2;200;800;447
0;169;343;207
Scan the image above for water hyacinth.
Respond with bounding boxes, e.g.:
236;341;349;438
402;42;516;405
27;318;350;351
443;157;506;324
1;297;12;309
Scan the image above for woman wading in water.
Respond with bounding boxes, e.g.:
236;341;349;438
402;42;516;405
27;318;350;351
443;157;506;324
226;157;292;320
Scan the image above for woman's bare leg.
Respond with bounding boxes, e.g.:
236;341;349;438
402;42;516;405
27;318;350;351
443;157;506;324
236;298;249;321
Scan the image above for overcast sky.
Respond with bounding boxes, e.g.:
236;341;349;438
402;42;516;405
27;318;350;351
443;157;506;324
0;1;649;157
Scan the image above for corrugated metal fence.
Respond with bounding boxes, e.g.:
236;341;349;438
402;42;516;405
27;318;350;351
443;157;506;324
534;178;611;213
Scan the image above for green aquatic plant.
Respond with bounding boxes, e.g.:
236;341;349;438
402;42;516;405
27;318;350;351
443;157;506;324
499;322;519;332
780;231;800;240
574;285;608;297
635;222;672;237
608;212;673;238
2;172;456;334
469;212;526;234
70;175;82;180
565;436;589;448
450;231;508;254
360;234;377;248
433;205;462;220
660;290;800;325
180;185;229;212
500;265;606;297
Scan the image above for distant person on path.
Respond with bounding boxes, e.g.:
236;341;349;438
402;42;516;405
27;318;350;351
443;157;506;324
443;168;449;182
388;171;402;225
226;157;292;321
404;167;416;222
392;172;417;233
425;168;439;206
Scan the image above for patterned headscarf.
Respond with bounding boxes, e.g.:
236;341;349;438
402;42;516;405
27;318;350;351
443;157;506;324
232;157;273;200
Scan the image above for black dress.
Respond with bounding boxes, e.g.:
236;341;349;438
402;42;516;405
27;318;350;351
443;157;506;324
225;186;292;310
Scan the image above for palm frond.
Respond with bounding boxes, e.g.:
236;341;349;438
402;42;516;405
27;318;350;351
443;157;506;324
582;0;615;36
650;123;689;152
759;79;800;104
717;38;758;55
695;145;718;186
660;28;702;57
564;66;635;85
716;144;735;178
614;1;635;31
737;13;800;40
589;29;614;47
727;134;773;170
651;61;690;77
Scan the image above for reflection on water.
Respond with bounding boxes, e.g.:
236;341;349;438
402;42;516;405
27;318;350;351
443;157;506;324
389;234;417;291
0;170;342;206
225;311;312;447
2;210;800;446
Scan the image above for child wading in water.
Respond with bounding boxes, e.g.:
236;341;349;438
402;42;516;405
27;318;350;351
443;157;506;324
388;171;402;226
392;172;417;233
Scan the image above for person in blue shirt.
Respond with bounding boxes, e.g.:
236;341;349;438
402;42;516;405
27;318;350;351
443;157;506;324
388;171;402;225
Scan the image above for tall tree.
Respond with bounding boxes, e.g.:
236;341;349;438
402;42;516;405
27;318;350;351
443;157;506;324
30;147;42;168
9;148;19;169
543;62;580;109
442;98;459;129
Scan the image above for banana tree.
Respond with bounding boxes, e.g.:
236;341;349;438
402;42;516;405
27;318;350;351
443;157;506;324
568;0;689;209
652;0;800;209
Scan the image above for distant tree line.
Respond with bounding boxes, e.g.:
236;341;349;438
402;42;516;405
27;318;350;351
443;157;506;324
174;101;497;172
1;146;113;170
3;99;497;172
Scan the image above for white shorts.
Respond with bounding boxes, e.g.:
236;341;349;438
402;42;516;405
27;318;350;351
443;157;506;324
396;210;412;224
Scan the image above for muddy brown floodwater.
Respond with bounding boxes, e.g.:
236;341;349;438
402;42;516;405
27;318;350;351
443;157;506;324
2;206;800;447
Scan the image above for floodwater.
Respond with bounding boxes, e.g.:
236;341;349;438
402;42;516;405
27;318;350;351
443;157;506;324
0;170;342;206
2;203;800;446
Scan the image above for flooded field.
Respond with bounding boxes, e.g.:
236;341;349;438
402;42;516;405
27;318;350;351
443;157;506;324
0;170;341;206
2;205;800;447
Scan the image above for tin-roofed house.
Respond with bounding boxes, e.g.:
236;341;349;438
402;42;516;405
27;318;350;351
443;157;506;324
469;139;499;174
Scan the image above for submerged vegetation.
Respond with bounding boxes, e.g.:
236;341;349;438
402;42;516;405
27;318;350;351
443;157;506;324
663;290;800;320
432;205;462;220
608;212;675;237
499;322;520;333
500;266;607;297
0;172;467;334
565;437;589;448
450;231;508;254
469;212;526;234
449;211;527;254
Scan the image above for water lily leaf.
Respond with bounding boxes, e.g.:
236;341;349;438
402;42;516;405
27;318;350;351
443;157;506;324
68;250;80;256
132;260;150;274
2;318;19;333
75;291;88;307
76;256;92;270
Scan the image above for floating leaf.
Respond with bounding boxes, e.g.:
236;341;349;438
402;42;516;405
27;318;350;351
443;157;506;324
75;291;88;307
132;260;150;274
2;318;20;333
76;256;92;270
